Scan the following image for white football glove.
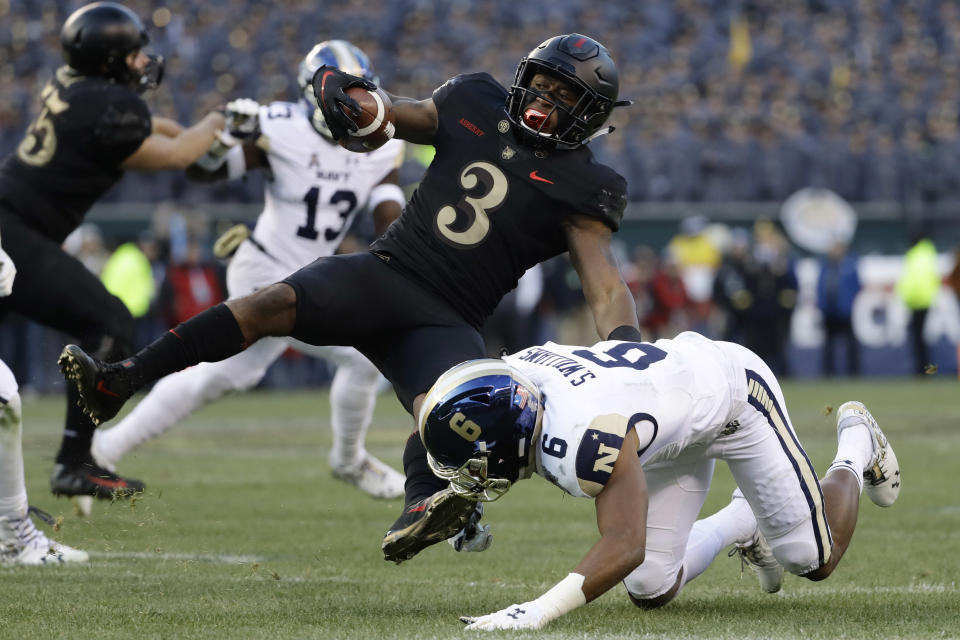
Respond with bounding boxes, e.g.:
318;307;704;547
225;98;260;138
460;601;549;631
0;240;16;297
448;503;493;553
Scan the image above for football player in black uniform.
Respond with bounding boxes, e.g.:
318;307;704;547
0;2;226;502
59;34;641;562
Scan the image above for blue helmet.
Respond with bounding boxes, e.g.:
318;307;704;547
419;360;543;502
297;40;378;138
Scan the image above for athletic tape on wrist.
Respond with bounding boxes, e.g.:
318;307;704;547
531;572;586;622
367;182;405;211
225;144;246;180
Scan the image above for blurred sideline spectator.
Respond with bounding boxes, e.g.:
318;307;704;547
158;239;224;327
896;233;942;375
101;239;156;319
712;227;752;344
667;215;721;332
644;249;690;340
816;240;861;376
743;219;797;376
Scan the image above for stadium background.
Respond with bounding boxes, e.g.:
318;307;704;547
2;0;959;388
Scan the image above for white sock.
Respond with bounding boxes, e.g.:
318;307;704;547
0;390;29;518
828;423;871;494
682;495;758;583
328;362;378;468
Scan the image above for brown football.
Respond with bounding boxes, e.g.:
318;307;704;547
337;86;396;152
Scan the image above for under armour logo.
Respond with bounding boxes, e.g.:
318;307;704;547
507;607;526;619
720;420;740;436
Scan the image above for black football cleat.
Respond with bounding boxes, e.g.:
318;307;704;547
50;458;145;500
57;344;132;426
381;487;477;564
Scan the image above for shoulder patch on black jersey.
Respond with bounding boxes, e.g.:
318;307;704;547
575;414;628;497
581;165;627;231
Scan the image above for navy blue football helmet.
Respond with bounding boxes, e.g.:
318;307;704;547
506;33;623;149
419;360;543;502
297;40;378;138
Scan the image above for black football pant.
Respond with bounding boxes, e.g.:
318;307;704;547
283;251;486;413
0;212;133;464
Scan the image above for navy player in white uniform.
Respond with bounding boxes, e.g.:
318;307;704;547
59;34;641;562
418;334;901;630
89;42;407;499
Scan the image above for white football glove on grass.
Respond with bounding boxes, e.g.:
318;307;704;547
460;601;549;631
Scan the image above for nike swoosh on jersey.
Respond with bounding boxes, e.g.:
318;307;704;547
529;170;554;184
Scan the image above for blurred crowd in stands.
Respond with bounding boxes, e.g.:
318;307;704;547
6;0;960;204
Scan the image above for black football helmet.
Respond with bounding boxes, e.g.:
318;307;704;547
419;359;543;502
507;33;624;149
60;2;164;92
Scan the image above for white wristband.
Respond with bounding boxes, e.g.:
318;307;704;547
224;144;246;180
531;573;586;623
367;182;406;211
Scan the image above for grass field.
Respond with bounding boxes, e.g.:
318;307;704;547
3;379;959;639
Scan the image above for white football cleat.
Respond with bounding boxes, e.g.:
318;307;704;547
837;401;900;507
731;528;783;594
0;507;89;566
330;453;405;499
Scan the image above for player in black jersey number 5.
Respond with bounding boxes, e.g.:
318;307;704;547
0;2;227;504
59;33;641;561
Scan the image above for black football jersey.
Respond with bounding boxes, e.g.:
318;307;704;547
371;73;627;328
0;67;151;243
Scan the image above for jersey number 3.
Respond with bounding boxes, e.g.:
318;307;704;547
434;161;508;248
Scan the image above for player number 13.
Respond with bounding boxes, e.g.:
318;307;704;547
434;161;508;248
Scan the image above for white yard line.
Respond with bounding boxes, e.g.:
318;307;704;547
90;550;265;564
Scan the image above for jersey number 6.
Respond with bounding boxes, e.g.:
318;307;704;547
434;161;508;248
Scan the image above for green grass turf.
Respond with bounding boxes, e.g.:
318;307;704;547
4;378;959;639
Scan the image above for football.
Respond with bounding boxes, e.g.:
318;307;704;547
338;86;396;152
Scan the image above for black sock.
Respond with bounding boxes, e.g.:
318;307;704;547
402;431;447;505
121;303;247;390
55;386;98;464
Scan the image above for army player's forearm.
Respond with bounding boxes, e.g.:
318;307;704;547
123;111;226;171
384;93;438;145
166;112;228;167
152;116;184;137
591;284;640;341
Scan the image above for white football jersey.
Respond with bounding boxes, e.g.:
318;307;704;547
504;332;746;499
250;101;404;273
